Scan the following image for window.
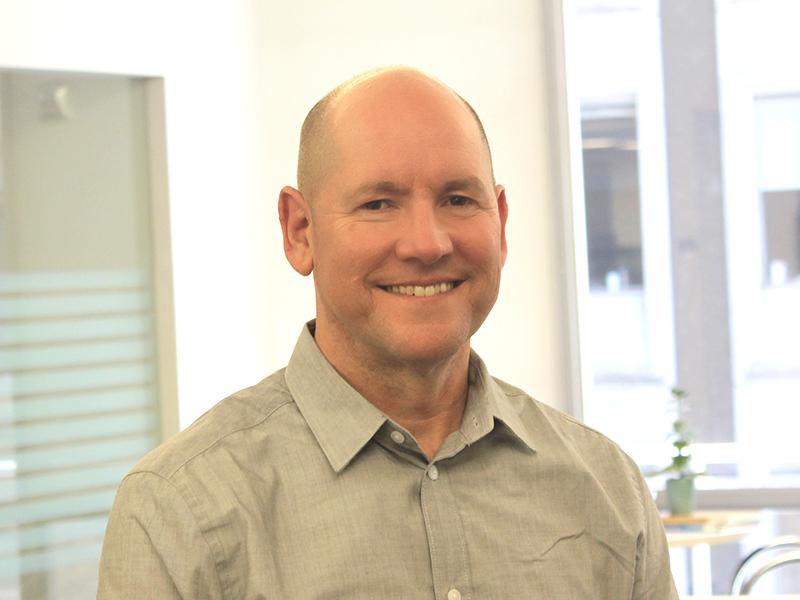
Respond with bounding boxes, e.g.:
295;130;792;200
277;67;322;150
569;0;800;486
755;95;800;287
0;69;175;599
582;108;644;292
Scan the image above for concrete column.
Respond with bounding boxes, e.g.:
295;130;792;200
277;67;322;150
660;0;734;441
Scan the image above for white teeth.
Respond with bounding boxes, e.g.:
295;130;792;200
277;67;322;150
386;282;454;297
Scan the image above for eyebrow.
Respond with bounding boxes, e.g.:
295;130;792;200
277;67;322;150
349;177;489;200
440;177;489;196
349;180;410;199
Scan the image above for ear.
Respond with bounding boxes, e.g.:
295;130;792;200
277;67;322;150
495;184;508;267
278;186;314;276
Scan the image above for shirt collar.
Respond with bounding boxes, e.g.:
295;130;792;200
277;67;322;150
285;322;387;473
285;321;536;473
466;350;538;453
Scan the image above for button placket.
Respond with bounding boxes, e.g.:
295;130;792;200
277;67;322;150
419;461;471;600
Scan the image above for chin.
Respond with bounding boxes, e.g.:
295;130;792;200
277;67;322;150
376;323;472;366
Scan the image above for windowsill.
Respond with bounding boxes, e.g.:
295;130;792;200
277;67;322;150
696;475;800;491
654;478;800;511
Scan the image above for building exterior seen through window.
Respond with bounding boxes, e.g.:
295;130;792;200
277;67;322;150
755;95;800;287
581;108;644;291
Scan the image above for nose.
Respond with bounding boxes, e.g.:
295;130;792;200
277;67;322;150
394;203;453;265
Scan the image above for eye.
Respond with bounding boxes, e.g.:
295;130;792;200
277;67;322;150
447;195;473;207
361;199;391;211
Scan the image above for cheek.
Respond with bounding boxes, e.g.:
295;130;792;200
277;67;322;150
314;225;391;281
456;224;504;269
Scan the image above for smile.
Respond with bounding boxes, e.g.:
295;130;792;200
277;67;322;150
380;281;460;297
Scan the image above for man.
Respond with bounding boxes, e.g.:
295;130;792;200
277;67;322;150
98;67;678;599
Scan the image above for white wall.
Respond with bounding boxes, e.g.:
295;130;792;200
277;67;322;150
0;0;574;427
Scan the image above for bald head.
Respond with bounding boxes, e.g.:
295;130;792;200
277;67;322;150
297;67;494;201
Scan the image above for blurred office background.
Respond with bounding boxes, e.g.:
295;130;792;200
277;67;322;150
0;0;798;597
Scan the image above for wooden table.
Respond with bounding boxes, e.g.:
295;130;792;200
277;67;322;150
665;511;763;595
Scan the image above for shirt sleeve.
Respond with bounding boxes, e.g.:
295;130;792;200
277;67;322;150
97;471;225;600
632;470;680;599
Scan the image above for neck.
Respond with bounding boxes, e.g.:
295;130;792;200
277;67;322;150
314;324;470;461
364;350;470;460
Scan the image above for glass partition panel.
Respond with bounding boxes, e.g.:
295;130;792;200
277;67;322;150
0;69;167;599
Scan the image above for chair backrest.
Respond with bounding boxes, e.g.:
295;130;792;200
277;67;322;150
731;536;800;595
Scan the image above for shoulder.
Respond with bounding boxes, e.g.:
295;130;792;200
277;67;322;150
491;376;651;528
130;368;297;480
492;376;642;476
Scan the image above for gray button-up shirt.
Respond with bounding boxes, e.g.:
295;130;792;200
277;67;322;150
97;323;678;599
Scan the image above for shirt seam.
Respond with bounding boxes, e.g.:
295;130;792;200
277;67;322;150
633;463;651;599
158;397;296;480
152;397;296;598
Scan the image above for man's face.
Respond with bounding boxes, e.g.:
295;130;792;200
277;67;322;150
308;75;507;370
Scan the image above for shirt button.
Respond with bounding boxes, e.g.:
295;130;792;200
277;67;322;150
390;430;405;444
427;465;439;480
447;589;461;600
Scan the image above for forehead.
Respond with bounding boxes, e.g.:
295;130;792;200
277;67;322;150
326;74;491;182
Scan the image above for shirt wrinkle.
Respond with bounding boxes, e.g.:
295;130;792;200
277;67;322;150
529;529;587;562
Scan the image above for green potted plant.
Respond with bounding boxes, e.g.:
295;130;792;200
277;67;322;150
654;388;704;515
